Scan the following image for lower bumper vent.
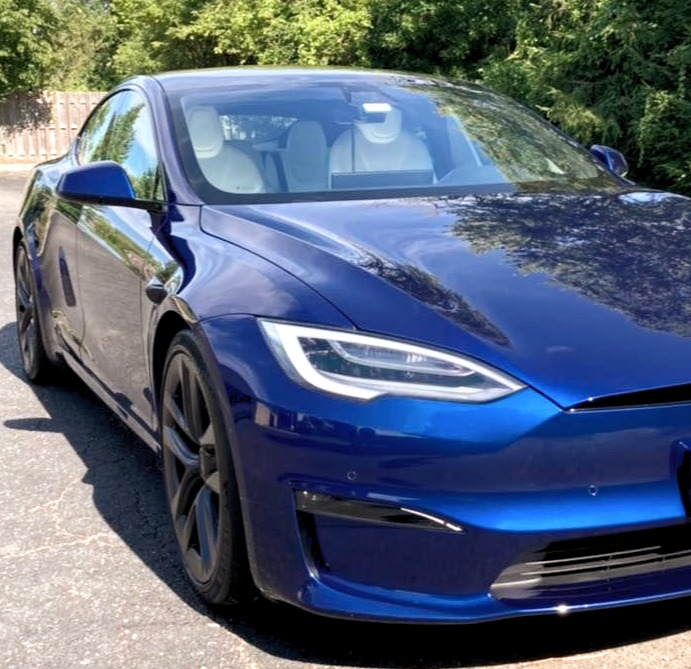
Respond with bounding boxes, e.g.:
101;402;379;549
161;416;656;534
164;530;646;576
491;523;691;604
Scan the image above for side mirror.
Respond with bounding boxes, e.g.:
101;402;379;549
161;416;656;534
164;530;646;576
57;161;164;212
589;144;629;177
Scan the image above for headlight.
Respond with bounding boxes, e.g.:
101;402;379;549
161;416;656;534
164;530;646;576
260;320;524;402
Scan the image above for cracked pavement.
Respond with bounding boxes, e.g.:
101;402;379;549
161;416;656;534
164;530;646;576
2;169;691;668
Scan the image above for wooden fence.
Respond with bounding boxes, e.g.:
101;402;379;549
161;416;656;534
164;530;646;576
0;91;105;165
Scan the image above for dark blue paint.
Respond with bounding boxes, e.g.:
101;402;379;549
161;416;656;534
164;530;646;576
590;144;630;176
57;161;137;203
203;190;691;408
16;67;691;624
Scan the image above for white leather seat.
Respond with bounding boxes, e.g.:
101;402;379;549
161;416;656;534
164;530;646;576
186;106;265;194
328;107;433;184
282;121;329;192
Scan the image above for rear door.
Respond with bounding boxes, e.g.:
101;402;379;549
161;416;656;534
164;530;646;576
36;94;122;361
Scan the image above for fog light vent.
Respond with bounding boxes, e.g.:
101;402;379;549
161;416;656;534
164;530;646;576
294;491;463;533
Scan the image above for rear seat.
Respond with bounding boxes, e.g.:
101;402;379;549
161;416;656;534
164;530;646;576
280;121;329;192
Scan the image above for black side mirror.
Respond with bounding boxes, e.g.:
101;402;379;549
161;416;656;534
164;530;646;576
590;145;629;177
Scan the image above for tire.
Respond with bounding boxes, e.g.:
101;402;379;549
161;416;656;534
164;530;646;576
160;330;254;607
14;242;54;383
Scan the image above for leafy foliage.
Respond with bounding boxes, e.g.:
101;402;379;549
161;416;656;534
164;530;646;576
482;0;691;192
0;0;55;97
170;0;370;66
5;0;691;194
48;0;117;90
109;0;216;78
367;0;517;79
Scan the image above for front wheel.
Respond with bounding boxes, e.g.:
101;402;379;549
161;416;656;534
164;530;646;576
160;330;254;607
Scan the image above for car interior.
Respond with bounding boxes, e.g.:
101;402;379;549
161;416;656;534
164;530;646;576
182;98;458;195
178;83;594;198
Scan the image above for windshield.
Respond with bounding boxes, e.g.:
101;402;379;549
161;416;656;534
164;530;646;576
167;75;619;203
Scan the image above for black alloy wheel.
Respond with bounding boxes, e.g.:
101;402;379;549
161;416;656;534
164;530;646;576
14;243;53;382
160;330;253;606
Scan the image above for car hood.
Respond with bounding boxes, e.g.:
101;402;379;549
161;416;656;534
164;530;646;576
201;189;691;408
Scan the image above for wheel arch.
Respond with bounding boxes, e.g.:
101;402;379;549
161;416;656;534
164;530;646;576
12;227;24;268
151;310;189;414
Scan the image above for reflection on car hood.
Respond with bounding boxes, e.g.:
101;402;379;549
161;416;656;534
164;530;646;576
202;189;691;408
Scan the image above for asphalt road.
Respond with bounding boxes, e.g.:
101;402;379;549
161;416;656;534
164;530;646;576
2;169;691;668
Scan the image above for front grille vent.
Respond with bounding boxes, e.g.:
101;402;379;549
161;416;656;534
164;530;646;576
570;384;691;411
491;523;691;604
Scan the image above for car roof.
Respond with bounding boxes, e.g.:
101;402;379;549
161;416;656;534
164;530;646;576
132;67;460;95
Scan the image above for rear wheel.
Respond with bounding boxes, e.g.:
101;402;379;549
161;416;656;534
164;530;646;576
14;242;54;383
160;330;254;606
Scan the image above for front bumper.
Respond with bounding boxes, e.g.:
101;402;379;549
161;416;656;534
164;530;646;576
204;316;691;622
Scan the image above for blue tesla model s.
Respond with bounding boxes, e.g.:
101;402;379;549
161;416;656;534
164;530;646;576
13;67;691;623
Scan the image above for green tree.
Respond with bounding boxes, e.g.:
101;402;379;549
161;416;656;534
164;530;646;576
367;0;518;78
482;0;691;192
48;0;117;90
107;0;370;76
109;0;212;78
171;0;370;67
0;0;56;96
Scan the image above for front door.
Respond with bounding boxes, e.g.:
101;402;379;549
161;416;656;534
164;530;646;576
74;89;166;431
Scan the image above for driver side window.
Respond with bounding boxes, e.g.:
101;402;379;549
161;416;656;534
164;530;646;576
106;91;164;201
77;94;120;165
77;90;164;202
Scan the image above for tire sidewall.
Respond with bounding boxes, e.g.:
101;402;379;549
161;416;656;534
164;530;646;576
14;242;50;382
160;329;251;606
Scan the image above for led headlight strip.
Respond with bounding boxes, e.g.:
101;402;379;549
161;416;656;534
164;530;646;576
260;320;524;403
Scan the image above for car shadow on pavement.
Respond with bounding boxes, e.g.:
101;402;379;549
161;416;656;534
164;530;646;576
2;318;691;667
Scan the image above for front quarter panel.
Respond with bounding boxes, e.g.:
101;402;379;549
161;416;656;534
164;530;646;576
170;212;354;327
142;209;353;439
